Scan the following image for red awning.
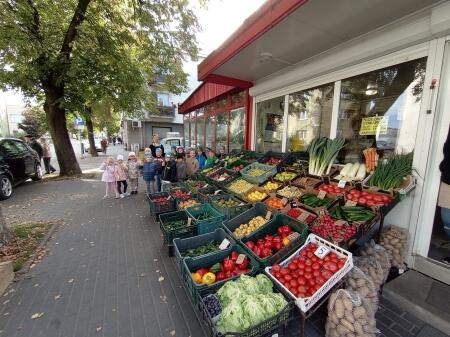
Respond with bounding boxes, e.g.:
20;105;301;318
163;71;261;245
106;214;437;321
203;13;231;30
178;82;239;114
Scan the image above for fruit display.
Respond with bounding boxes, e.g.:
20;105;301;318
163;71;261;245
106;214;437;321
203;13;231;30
202;294;222;318
300;193;334;208
150;196;170;205
346;190;391;206
263;180;281;191
233;216;268;238
247;167;271;177
214;197;241;208
210;170;234;183
226;179;255;194
178;199;200;209
330;206;376;223
277;186;302;199
244;189;268;202
286;208;316;224
274;171;297;182
244;226;294;259
292;176;321;190
186;179;206;191
171;189;191;200
335;162;366;181
310;215;358;243
318;183;345;194
190;251;251;285
231;163;245;171
265;197;286;210
227;160;249;171
269;242;347;298
263;157;281;166
181;241;221;258
223;154;244;165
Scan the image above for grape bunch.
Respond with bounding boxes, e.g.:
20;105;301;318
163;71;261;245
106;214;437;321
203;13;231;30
203;294;222;317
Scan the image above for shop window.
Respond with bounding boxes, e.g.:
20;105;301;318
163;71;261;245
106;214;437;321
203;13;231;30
229;107;245;152
255;96;285;153
196;117;205;148
337;58;426;161
216;112;228;152
287;83;334;151
205;115;216;151
184;115;190;148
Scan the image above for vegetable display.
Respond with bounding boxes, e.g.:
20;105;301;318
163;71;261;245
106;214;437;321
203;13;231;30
346;190;391;206
181;241;221;258
227;179;255;194
300;193;333;208
163;219;189;231
263;157;281;166
150;197;170;205
214;274;288;334
310;215;357;243
245;190;268;202
233;216;268;238
269;243;346;298
286;208;316;224
263;181;281;191
178;199;199;209
330;206;376;222
363;147;378;173
244;226;294;259
171;189;191;200
366;152;413;190
335;162;366;181
318;183;345;194
274;171;297;182
277;186;302;199
308;137;345;176
214;197;241;208
265;197;285;210
379;226;408;268
203;294;222;318
247;167;271;177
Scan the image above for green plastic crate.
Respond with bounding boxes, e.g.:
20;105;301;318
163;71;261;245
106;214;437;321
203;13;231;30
226;159;249;171
181;244;260;307
210;194;251;220
197;185;217;203
240;162;277;185
240;214;309;267
147;192;175;215
159;210;196;245
186;203;226;235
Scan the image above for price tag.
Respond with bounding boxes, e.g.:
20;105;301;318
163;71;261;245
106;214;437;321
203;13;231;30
345;200;357;207
217;177;225;181
187;191;192;195
281;197;288;206
287;232;300;241
368;186;380;192
214;189;222;195
334;219;347;226
338;180;347;188
265;211;272;220
219;238;231;250
187;217;192;226
314;245;330;259
166;195;172;200
317;207;327;216
290;202;298;208
236;254;246;265
297;211;309;222
317;190;327;199
204;184;209;188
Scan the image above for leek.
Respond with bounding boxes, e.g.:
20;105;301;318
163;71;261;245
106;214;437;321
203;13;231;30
307;137;345;176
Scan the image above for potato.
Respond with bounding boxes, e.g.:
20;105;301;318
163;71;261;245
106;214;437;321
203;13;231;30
344;310;355;323
353;321;364;335
353;306;367;319
337;324;350;335
340;318;355;332
335;299;345;318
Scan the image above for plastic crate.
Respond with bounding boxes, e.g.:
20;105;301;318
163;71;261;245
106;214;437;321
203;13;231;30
226;159;250;171
186;203;226;235
257;151;290;170
284;151;309;173
265;233;353;313
240;214;309;267
176;198;201;211
225;178;256;196
197;185;218;203
197;277;295;337
240;162;277;185
159;210;197;245
222;202;273;240
240;187;270;204
173;228;235;276
181;244;260;307
242;150;264;163
207;167;239;187
185;179;208;194
210;194;252;220
147;192;175;215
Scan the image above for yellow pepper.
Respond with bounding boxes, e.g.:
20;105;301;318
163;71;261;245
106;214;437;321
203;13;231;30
191;272;202;284
282;237;290;247
201;272;216;285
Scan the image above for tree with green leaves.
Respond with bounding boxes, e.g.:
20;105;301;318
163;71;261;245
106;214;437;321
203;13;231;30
1;0;200;175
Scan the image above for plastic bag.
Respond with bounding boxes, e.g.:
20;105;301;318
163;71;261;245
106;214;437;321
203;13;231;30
380;225;408;269
326;288;376;337
345;266;378;313
354;256;384;291
359;240;391;284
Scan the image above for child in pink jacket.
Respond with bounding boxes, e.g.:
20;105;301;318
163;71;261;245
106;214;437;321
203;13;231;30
100;156;118;199
115;154;128;198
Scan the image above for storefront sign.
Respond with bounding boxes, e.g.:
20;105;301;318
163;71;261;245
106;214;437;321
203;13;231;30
359;116;388;136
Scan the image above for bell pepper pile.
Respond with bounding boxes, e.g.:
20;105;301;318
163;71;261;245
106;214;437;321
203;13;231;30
287;208;316;224
244;225;294;259
191;251;250;285
171;189;191;200
151;197;170;205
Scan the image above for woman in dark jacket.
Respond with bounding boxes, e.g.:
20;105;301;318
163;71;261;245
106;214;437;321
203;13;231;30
439;125;450;239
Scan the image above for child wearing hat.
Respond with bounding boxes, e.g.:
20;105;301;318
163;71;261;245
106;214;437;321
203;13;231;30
154;147;165;191
100;156;118;199
139;152;157;194
115;154;128;198
127;152;140;194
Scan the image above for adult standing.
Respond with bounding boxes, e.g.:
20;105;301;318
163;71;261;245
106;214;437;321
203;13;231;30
150;134;165;158
24;134;43;161
112;136;117;146
100;138;108;154
438;125;450;240
40;137;56;174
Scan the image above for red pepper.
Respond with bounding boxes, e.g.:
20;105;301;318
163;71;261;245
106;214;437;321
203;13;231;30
245;241;255;250
196;268;209;277
230;251;239;261
272;236;281;243
225;271;232;279
264;235;273;242
252;246;261;257
223;257;235;272
261;248;272;258
257;239;265;247
274;242;283;251
216;271;226;281
237;256;249;270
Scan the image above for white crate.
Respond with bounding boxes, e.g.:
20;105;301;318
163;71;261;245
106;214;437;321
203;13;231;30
264;233;353;313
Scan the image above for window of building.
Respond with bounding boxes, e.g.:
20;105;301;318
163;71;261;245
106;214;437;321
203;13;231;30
255;96;284;153
229;108;245;151
157;93;170;107
216;112;228;152
205;115;216;150
196;117;205;148
184;114;190;148
287;83;334;151
337;58;426;161
9;114;23;124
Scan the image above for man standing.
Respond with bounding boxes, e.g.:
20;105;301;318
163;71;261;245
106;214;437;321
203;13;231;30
25;134;43;161
40;137;56;174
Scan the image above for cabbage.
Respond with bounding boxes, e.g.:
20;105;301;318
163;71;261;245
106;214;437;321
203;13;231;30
236;275;261;295
242;296;267;327
217;280;246;306
266;292;288;311
217;298;248;333
255;294;278;319
256;274;273;293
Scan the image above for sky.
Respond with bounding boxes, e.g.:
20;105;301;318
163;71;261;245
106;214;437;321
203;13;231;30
0;0;266;108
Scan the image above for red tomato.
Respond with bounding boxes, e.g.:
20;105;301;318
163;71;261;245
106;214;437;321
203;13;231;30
373;195;383;202
304;272;313;280
297;262;305;269
288;263;297;271
312;263;320;270
298;269;304;276
322;270;333;280
337;259;346;269
274;272;281;279
290;279;298;288
297;277;307;286
272;264;281;272
312;270;321;277
305;259;312;266
284;274;293;282
315;276;326;286
324;261;338;273
381;195;390;203
365;194;373;200
366;200;375;206
329;253;338;260
358;197;367;204
298;285;308;293
361;191;368;197
305;267;312;273
280;268;289;275
307;278;316;287
347;194;354;201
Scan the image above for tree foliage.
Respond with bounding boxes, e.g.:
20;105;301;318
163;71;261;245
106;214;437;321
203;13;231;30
18;105;48;138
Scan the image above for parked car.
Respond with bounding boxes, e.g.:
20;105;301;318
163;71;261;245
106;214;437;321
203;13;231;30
160;137;184;150
0;138;43;200
83;137;102;153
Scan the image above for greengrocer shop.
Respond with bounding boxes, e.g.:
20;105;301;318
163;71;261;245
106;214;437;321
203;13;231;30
183;0;450;284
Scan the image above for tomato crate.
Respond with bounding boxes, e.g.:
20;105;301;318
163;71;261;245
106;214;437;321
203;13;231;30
222;202;274;240
210;194;252;220
159;210;197;246
147;192;175;215
186;204;226;235
265;233;353;313
186;179;208;194
226;159;250;172
181;244;260;307
240;214;309;267
240;162;277;185
257;151;290;170
197;276;295;337
173;228;235;277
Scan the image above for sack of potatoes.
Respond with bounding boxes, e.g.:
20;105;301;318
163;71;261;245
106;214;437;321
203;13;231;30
359;240;391;284
326;289;376;337
380;225;408;269
345;266;378;313
354;256;384;291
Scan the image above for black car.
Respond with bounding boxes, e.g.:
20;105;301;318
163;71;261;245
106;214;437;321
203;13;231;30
0;138;43;199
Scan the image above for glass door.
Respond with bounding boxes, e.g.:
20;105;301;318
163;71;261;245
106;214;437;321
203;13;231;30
255;96;284;153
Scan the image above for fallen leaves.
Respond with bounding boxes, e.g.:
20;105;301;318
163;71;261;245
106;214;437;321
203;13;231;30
158;276;165;282
170;330;176;336
68;278;74;283
54;295;61;300
96;326;102;332
30;312;44;319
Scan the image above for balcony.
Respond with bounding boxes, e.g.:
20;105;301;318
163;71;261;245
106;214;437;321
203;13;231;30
146;105;175;118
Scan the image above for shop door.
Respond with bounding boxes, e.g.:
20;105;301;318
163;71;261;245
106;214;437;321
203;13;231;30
413;40;450;285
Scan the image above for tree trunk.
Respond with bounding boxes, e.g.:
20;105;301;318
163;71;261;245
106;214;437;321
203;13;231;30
86;112;97;157
0;206;11;247
44;90;82;176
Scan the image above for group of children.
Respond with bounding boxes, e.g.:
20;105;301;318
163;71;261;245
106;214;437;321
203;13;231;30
100;145;226;198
